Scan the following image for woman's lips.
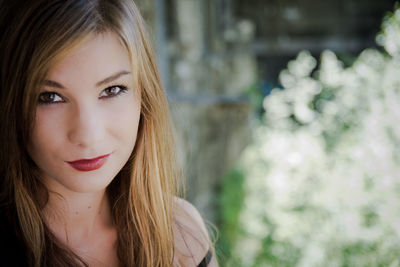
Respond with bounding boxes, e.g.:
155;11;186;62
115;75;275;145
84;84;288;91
67;154;110;172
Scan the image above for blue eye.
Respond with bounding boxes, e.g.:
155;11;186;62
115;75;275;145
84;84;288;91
99;85;127;98
38;92;64;104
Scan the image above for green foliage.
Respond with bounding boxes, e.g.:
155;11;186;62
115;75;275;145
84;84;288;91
216;169;246;266
245;81;265;117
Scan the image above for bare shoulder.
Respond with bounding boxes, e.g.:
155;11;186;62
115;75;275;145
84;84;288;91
174;197;208;235
173;197;218;266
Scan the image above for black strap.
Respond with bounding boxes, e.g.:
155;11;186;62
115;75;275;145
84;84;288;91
197;249;212;267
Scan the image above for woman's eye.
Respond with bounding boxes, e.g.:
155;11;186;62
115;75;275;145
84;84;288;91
38;92;63;104
100;85;127;98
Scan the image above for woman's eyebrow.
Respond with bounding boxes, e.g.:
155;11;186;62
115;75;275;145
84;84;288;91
96;70;131;87
43;70;131;89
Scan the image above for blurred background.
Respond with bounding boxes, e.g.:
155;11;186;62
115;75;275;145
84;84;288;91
135;0;400;266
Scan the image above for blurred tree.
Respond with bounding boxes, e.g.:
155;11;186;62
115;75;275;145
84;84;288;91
166;0;257;222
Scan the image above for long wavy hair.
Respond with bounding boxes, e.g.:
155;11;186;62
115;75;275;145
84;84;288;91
0;0;179;266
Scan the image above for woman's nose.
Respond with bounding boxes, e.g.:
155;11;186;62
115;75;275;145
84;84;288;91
67;104;105;148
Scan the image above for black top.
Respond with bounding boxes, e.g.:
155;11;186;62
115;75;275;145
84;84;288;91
197;249;213;267
0;206;29;266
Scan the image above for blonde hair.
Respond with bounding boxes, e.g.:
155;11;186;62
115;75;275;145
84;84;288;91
0;0;179;266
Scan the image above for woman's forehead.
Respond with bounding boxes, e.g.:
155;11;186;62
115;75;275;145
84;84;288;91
46;32;132;83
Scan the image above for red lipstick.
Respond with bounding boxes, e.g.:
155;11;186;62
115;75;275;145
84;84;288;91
67;154;110;172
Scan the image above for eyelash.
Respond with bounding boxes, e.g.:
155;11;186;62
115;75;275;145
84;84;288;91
38;85;128;105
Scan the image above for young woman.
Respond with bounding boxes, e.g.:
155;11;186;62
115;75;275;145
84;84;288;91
0;0;217;266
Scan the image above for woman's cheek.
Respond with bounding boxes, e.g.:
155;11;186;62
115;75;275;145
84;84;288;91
32;106;68;149
105;94;140;135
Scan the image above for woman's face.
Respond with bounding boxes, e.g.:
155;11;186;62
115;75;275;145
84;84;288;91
28;32;140;194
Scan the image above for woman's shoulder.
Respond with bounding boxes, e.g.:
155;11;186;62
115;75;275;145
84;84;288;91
173;197;208;235
172;197;217;266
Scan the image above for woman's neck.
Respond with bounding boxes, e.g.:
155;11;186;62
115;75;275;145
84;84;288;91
42;188;119;266
42;188;114;247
